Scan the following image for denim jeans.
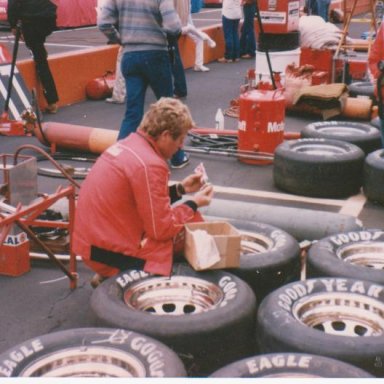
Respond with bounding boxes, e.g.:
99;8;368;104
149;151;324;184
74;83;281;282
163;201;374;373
172;44;187;97
316;0;331;21
222;16;240;60
240;4;256;57
119;50;173;140
119;49;186;165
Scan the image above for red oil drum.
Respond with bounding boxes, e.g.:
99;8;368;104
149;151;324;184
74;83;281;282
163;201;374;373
256;0;300;34
238;88;285;165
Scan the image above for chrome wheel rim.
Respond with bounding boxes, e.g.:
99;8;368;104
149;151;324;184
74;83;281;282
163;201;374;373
240;230;274;254
293;292;384;337
123;276;224;315
21;347;146;377
337;242;384;269
293;142;346;156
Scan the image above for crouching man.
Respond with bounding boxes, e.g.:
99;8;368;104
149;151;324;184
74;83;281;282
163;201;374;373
73;98;213;286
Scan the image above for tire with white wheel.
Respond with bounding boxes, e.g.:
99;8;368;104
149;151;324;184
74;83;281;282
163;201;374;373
224;219;301;300
301;121;382;154
363;149;384;205
273;138;365;198
307;229;384;284
0;328;186;377
210;353;373;377
256;278;384;376
91;264;257;376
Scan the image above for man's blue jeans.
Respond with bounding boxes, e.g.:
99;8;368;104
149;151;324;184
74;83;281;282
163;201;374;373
222;16;240;61
119;50;173;140
240;4;256;57
119;49;186;165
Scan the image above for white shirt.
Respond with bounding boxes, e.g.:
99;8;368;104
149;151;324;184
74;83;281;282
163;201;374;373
222;0;242;19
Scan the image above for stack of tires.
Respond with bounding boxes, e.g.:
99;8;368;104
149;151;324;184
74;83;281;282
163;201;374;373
273;120;384;203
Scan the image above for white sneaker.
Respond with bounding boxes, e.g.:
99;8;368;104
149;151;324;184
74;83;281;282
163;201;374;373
105;97;125;104
194;65;210;72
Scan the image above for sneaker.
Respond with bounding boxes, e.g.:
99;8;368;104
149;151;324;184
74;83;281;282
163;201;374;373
171;154;190;169
106;97;125;104
194;64;210;72
45;103;58;114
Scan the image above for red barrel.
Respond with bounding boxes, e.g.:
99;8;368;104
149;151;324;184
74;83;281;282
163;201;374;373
238;88;285;165
256;0;300;34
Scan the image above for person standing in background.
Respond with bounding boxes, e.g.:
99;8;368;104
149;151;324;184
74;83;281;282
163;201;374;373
7;0;59;113
240;0;256;59
172;0;188;98
98;0;190;168
218;0;242;63
316;0;331;22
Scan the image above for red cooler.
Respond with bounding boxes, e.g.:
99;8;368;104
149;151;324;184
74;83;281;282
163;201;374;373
257;0;300;34
238;88;285;165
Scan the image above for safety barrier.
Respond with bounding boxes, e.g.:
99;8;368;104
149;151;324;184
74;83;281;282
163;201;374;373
17;25;224;110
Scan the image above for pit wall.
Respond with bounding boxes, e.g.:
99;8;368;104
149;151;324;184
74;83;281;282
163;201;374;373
16;0;372;110
17;24;224;110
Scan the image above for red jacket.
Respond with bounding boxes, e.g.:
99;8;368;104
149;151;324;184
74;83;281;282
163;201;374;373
73;132;196;277
368;23;384;80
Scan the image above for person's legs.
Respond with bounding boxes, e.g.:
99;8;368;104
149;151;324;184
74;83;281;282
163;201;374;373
118;52;147;140
317;0;330;21
171;44;187;97
232;19;240;61
107;46;126;103
222;15;232;60
22;19;58;106
240;4;256;57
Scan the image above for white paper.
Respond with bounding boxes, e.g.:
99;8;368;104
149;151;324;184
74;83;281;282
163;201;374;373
191;229;220;269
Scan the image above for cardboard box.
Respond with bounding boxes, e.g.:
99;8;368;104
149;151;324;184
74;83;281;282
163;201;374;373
184;221;241;271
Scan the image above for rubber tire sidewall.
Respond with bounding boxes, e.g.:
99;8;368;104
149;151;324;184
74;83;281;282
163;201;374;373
210;353;373;377
363;149;384;204
224;219;301;300
301;121;382;154
307;229;384;284
91;264;257;376
273;138;365;198
256;278;384;376
0;327;186;377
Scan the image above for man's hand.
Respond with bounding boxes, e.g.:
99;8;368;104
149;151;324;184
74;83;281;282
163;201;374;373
181;173;204;194
192;184;214;208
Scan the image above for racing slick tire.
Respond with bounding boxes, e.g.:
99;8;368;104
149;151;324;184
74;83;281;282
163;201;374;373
0;327;186;377
301;121;382;154
347;81;375;100
371;116;380;129
91;263;257;376
363;149;384;205
307;229;384;284
273;138;365;198
210;353;373;377
256;278;384;377
224;219;301;301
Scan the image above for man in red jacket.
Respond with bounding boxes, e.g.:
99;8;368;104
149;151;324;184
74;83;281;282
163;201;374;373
73;98;214;285
368;23;384;147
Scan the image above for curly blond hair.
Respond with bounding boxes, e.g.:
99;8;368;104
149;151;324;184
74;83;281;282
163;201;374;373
138;98;195;140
